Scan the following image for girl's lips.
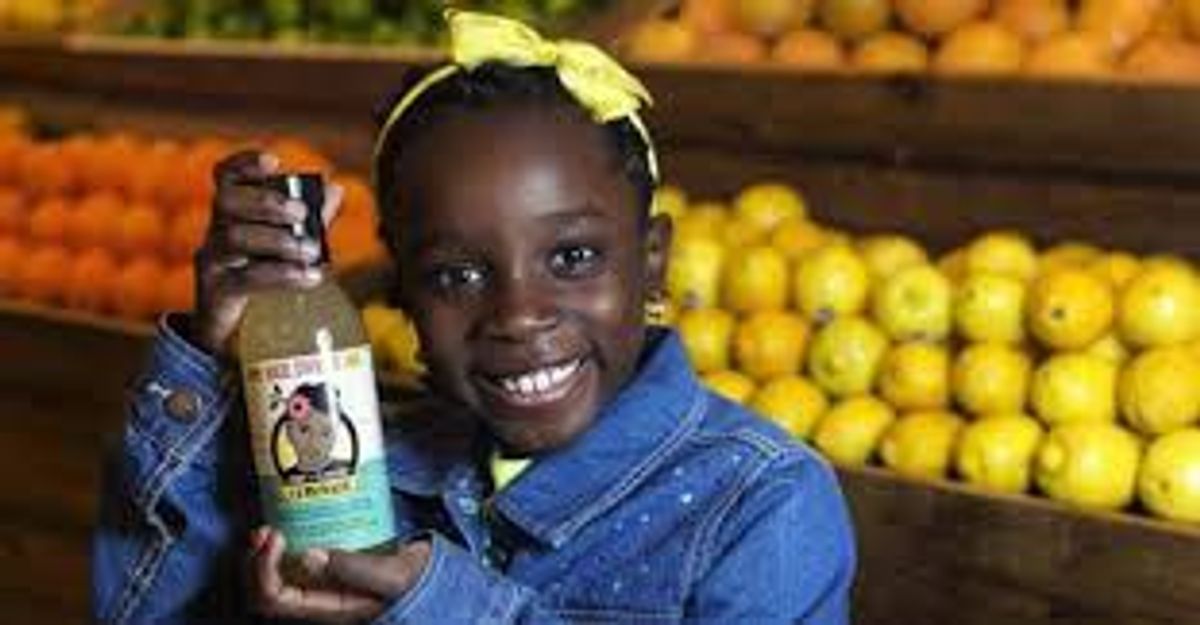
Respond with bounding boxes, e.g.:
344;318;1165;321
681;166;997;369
474;356;593;410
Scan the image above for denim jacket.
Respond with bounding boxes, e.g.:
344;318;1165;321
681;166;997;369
93;319;856;624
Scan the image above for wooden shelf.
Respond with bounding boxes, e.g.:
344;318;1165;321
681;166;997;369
1;34;1199;625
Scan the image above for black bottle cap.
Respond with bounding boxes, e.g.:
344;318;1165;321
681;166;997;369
266;173;329;265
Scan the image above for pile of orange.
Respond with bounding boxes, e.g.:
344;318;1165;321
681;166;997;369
623;0;1200;84
0;115;385;322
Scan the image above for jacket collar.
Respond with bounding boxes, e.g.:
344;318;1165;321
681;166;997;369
492;329;705;548
385;329;706;548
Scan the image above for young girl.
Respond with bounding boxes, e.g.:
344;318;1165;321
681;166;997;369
93;11;855;624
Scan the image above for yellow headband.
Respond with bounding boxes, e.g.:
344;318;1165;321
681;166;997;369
373;10;659;182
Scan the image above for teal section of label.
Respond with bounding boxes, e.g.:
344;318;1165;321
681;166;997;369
260;458;396;553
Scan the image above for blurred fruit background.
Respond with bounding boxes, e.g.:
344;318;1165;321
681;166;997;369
0;104;385;322
623;0;1200;83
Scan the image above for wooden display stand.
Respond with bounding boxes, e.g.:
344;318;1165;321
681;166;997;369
0;34;1199;625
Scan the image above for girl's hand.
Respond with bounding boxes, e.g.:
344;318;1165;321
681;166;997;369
248;527;432;623
191;150;343;357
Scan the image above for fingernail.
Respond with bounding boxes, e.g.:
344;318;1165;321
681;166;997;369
300;240;321;261
300;549;330;572
249;528;268;551
260;153;280;171
303;267;323;283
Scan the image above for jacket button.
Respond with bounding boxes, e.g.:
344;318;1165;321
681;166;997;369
164;389;202;421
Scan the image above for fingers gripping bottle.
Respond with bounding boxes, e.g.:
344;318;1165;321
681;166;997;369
238;173;396;553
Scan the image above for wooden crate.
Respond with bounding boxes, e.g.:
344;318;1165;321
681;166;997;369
1;39;1199;625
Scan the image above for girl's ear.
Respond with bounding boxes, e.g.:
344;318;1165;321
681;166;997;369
644;213;673;301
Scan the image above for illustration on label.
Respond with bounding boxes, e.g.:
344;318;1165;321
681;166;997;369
269;382;359;483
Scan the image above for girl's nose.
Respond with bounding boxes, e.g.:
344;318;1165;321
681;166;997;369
482;274;559;341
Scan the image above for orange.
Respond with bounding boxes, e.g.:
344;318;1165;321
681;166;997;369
0;236;23;295
93;132;144;198
735;0;815;37
65;247;119;313
0;186;25;236
1186;0;1200;38
852;31;931;73
818;0;892;42
20;143;77;199
116;203;168;259
770;217;828;260
331;174;375;223
127;139;183;208
993;0;1070;43
1078;0;1166;53
933;21;1027;76
17;244;71;305
773;29;847;70
329;214;387;269
624;19;699;62
269;137;333;174
702;31;770;64
111;256;168;320
1149;0;1187;38
734;310;811;381
895;0;989;38
161;263;196;313
28;196;73;245
166;207;210;262
59;134;100;192
1121;37;1200;83
69;192;125;252
681;0;734;35
181;137;233;205
0;133;33;186
1025;32;1115;79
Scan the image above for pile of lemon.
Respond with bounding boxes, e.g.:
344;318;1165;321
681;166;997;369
659;181;1200;525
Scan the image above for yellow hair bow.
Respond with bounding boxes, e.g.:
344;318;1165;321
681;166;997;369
374;10;658;180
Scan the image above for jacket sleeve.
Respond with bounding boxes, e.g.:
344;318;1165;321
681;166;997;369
92;315;253;625
685;449;857;624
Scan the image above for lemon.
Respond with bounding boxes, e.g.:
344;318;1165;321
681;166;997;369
964;231;1039;282
666;235;726;310
879;410;965;479
723;244;790;314
954;271;1027;344
362;304;426;379
937;248;969;284
1119;347;1200;436
872;264;953;342
703;370;757;404
952;343;1032;416
879;341;950;411
678;308;736;373
734;310;810;381
770;217;828;261
1117;261;1200;348
750;375;829;440
793;243;871;323
1039;241;1103;275
857;234;929;281
1036;422;1142;511
1031;353;1118;426
645;296;677;327
955;413;1044;495
812;395;896;467
1138;428;1200;523
1028;268;1114;350
673;202;730;241
1089;251;1141;291
808;316;890;398
733;182;807;235
720;216;768;250
1083;332;1130;365
651;185;688;222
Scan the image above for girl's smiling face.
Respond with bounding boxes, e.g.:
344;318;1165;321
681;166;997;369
388;105;669;455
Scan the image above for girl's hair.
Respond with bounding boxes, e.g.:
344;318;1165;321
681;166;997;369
372;62;656;249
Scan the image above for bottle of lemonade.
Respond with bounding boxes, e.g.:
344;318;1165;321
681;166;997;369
238;173;396;553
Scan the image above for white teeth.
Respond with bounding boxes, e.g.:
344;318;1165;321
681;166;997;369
494;359;582;400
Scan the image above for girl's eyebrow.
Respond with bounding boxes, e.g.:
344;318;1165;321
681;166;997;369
538;205;610;224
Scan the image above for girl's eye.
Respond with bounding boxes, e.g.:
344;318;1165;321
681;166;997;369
425;263;488;294
549;243;604;278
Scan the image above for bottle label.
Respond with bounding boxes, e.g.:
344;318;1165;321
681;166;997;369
243;345;396;552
